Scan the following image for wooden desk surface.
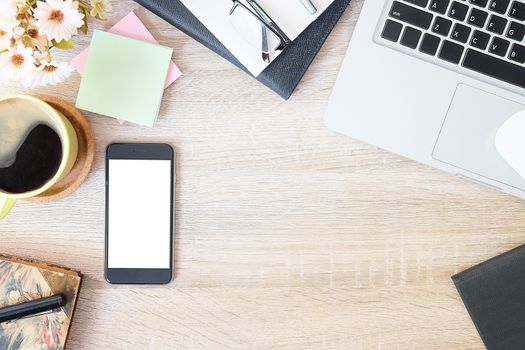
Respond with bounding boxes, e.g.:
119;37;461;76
2;1;525;349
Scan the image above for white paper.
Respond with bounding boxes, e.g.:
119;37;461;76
180;0;336;77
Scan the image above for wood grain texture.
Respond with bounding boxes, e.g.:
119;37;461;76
2;1;525;349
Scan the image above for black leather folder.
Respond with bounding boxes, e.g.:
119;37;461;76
133;0;351;99
452;244;525;350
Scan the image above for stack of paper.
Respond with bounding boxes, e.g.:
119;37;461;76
72;12;182;89
76;28;174;127
179;0;336;76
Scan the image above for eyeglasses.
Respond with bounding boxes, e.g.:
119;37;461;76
229;0;291;63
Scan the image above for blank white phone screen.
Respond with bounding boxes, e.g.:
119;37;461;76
108;159;171;269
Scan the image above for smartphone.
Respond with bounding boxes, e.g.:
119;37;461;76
105;143;174;284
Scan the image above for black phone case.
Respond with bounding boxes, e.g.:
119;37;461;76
452;244;525;350
104;143;174;284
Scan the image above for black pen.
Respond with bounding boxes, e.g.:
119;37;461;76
0;294;66;323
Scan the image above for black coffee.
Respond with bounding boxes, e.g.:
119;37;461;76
0;124;62;194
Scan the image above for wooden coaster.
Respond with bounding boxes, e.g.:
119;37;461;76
23;95;95;203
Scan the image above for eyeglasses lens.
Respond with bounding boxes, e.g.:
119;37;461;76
230;5;282;54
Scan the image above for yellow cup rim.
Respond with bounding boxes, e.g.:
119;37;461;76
0;94;72;199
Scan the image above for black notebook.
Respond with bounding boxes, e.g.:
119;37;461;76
133;0;351;99
452;244;525;350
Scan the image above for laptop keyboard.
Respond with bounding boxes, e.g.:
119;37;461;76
379;0;525;90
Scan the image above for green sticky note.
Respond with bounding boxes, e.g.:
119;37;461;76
76;30;172;127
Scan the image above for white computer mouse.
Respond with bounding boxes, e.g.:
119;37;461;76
495;110;525;180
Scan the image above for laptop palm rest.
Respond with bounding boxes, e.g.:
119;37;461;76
433;84;525;191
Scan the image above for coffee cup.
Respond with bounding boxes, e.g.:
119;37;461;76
0;94;78;219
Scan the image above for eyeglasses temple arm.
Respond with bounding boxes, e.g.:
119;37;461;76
246;0;291;46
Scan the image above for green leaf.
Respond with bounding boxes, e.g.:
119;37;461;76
52;39;74;50
21;35;34;48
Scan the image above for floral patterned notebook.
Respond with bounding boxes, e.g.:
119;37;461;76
0;255;82;350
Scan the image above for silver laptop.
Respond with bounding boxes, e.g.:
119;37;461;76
325;0;525;199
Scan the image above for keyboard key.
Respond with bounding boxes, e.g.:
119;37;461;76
468;8;489;27
487;14;507;34
463;48;525;89
430;0;450;14
506;21;525;41
509;43;525;63
489;0;510;13
439;40;465;63
404;0;429;7
432;16;453;35
489;36;510;56
390;1;433;29
401;26;422;48
509;1;525;20
471;30;491;49
449;1;469;20
470;0;489;7
451;23;472;42
381;19;403;42
419;33;441;55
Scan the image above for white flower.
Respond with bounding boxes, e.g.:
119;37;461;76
33;0;84;42
0;28;13;51
32;60;73;87
0;2;20;32
14;0;27;8
23;20;49;52
0;44;37;87
90;0;111;20
1;0;27;11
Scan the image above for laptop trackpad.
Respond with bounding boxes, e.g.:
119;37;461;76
433;84;525;191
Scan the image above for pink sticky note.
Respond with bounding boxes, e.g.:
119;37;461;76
71;11;182;89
